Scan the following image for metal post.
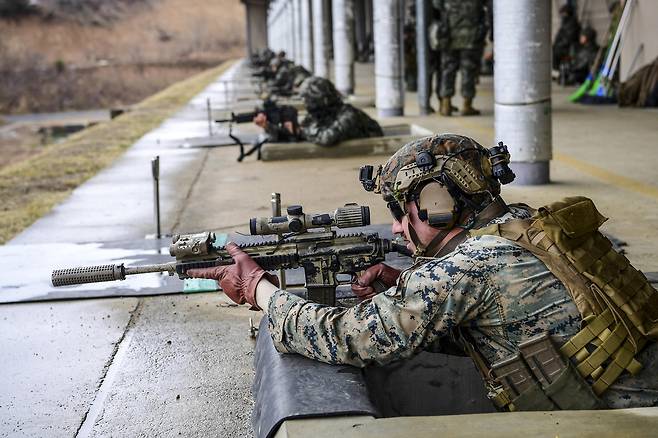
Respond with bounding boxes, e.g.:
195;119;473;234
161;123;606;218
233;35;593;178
312;0;329;77
151;156;161;239
416;0;431;114
332;0;355;95
374;0;404;117
494;0;552;185
271;193;287;289
206;98;213;137
301;0;314;72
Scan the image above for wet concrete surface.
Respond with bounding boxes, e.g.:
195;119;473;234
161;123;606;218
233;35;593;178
85;293;258;438
0;298;138;437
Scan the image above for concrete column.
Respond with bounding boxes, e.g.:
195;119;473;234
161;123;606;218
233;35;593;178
292;0;301;63
494;0;552;185
242;0;270;56
416;0;431;114
300;0;314;71
324;0;333;60
332;0;355;95
374;0;404;116
268;0;286;53
312;0;329;77
354;0;367;62
288;1;295;59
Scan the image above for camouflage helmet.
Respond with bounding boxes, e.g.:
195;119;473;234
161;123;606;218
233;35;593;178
299;76;343;112
375;133;508;206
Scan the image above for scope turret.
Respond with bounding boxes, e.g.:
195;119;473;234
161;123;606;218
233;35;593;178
249;203;370;236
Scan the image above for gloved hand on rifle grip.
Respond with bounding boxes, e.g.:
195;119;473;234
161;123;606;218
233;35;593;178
186;242;279;311
351;263;401;301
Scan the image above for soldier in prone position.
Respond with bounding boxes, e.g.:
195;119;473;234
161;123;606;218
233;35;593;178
187;133;658;411
255;77;383;147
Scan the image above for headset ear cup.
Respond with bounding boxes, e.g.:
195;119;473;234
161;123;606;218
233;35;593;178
418;182;457;230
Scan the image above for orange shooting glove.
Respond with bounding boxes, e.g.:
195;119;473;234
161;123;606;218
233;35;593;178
351;263;401;301
186;242;279;310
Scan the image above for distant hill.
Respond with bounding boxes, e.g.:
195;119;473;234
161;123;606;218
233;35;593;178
0;0;245;113
1;0;151;25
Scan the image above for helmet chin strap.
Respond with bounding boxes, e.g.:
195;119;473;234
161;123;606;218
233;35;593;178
409;196;510;258
408;222;456;258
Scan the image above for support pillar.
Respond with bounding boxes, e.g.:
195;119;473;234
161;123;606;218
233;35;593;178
374;0;404;116
354;0;367;62
242;0;270;56
300;0;314;71
324;0;333;60
292;0;302;63
494;0;552;185
416;0;431;114
312;0;329;77
332;0;355;95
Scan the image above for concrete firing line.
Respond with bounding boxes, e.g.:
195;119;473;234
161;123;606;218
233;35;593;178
74;300;144;438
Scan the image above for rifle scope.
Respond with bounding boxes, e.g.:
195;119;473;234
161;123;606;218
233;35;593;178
250;203;370;236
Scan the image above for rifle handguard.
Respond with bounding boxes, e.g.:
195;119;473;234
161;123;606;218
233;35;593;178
52;264;126;287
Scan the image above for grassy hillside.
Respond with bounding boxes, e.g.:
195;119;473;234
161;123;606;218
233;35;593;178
0;61;235;243
0;0;245;113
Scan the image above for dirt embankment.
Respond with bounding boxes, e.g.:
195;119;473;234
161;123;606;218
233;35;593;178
0;0;245;114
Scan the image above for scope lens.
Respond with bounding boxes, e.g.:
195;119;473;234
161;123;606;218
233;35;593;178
249;218;257;235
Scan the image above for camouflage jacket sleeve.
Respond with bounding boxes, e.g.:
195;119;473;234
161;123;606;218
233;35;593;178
301;106;381;147
300;114;345;147
266;251;485;367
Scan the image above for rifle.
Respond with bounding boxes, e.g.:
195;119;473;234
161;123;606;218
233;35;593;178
51;204;411;306
251;69;275;81
215;99;299;162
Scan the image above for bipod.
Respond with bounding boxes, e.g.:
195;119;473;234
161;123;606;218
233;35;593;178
237;137;268;162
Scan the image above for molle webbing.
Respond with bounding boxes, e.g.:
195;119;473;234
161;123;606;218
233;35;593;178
470;197;658;396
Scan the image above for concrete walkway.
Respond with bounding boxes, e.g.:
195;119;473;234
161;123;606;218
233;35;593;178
2;59;658;437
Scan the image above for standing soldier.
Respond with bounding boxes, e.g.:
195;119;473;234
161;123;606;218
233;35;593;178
433;0;490;116
404;0;418;92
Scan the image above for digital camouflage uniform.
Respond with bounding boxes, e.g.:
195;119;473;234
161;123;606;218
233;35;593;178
267;205;658;409
268;61;311;96
433;0;489;99
299;77;383;147
265;132;658;410
300;105;383;147
264;77;383;147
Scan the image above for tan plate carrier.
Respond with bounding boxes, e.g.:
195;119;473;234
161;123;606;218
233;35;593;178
468;197;658;411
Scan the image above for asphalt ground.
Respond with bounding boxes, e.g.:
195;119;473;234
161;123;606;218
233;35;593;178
1;59;658;437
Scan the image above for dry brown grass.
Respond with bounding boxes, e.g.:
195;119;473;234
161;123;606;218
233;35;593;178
0;61;235;243
0;0;245;112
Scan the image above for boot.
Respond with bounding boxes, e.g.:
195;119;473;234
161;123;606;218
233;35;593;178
439;97;453;116
461;98;481;116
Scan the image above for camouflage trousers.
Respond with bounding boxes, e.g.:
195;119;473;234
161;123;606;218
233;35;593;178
439;48;480;99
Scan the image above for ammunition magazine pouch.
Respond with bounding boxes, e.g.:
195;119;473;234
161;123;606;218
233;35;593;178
467;197;658;409
490;334;605;411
